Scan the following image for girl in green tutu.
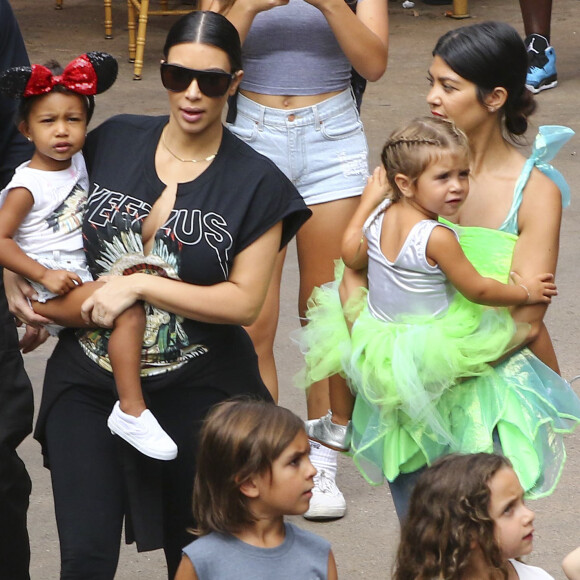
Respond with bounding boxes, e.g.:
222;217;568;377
304;115;555;460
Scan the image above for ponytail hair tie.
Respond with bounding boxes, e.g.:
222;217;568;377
0;51;118;100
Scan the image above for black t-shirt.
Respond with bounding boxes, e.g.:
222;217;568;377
57;115;310;379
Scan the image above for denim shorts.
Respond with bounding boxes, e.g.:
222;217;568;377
227;89;369;206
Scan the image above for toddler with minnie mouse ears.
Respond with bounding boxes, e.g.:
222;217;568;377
0;52;178;461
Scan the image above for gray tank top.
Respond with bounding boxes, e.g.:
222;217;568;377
240;0;355;95
182;522;330;579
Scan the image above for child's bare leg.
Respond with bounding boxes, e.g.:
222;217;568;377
108;303;147;416
305;266;365;450
34;282;149;413
34;282;177;459
32;280;105;327
328;374;354;426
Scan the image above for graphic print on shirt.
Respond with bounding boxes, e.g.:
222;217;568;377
46;181;86;235
86;183;234;278
78;186;227;376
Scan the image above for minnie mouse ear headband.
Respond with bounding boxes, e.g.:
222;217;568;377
0;52;118;99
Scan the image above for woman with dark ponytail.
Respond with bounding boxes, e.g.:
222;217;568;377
431;22;537;138
363;18;576;520
427;20;572;376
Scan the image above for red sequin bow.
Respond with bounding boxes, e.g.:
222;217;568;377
24;54;98;97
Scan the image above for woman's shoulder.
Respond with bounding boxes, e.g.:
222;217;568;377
517;163;561;228
85;115;166;162
88;114;166;142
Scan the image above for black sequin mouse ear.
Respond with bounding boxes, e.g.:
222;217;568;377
0;66;33;99
85;51;118;94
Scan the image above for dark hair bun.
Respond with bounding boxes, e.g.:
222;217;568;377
505;87;537;136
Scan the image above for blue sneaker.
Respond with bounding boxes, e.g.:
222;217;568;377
525;34;558;93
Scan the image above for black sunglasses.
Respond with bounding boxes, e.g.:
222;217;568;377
160;63;235;97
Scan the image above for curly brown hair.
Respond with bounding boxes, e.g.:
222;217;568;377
393;453;512;580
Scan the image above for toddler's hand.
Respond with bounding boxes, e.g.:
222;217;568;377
40;269;83;295
361;166;389;208
510;271;557;304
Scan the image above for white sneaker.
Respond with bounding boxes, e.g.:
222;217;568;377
107;401;178;461
303;469;346;520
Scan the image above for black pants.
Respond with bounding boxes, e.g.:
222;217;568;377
45;383;237;579
0;285;34;580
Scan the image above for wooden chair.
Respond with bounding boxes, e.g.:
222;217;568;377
55;0;114;39
448;0;469;18
127;1;195;80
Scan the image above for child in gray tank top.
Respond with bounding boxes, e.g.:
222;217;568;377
174;399;338;580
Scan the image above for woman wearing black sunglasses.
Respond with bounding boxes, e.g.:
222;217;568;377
7;10;310;580
204;0;388;520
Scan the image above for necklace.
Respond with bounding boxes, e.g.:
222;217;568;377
161;129;217;163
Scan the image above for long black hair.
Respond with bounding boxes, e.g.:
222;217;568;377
433;21;536;138
163;10;242;73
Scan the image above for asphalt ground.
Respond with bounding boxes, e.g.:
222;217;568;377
9;0;580;577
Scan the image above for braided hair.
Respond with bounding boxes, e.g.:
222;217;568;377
381;116;470;201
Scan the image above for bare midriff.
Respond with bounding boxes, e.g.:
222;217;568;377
240;89;344;109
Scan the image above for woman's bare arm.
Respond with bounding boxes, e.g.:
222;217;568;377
81;223;283;328
208;0;388;81
509;168;562;371
304;0;388;81
202;0;289;42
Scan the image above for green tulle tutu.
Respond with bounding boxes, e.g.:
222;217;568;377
348;295;517;456
351;226;580;498
293;260;352;387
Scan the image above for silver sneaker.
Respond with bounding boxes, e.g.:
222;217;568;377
305;410;352;452
303;469;346;520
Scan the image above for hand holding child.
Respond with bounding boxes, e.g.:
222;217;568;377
510;271;557;305
39;268;83;295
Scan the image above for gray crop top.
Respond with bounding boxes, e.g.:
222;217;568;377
240;0;356;95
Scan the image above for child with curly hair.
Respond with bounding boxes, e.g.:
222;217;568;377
394;453;554;579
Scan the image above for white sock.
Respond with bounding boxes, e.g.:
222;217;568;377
309;439;338;480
